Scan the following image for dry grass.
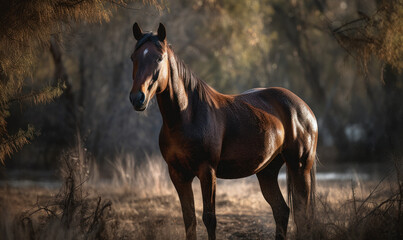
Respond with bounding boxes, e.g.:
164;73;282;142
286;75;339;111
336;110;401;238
308;162;403;240
108;154;173;197
0;137;114;240
1;153;402;239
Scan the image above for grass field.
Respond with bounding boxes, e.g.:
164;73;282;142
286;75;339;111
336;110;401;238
0;153;402;239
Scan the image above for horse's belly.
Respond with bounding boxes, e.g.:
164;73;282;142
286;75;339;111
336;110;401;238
216;141;281;179
216;117;285;179
216;158;270;179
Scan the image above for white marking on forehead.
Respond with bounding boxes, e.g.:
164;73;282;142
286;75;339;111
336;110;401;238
143;48;149;57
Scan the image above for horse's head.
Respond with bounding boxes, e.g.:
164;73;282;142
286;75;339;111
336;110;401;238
129;23;169;111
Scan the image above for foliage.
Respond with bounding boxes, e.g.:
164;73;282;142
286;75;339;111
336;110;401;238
195;1;276;92
0;124;36;165
0;0;162;164
333;0;403;74
0;0;110;79
0;0;110;164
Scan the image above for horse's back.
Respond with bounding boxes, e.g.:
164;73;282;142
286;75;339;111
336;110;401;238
242;87;317;133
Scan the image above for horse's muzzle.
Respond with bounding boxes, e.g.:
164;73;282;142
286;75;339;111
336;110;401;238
130;91;146;111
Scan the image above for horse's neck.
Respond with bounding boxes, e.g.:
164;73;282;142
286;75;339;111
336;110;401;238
156;49;213;127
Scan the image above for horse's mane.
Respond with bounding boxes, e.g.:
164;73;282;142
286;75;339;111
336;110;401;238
169;46;219;107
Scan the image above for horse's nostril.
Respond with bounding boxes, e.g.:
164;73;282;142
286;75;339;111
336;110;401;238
138;92;145;104
130;91;145;107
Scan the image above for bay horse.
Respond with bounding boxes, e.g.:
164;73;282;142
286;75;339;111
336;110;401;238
129;23;318;240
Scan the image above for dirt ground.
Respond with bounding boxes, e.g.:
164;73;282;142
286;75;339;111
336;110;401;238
108;177;278;240
0;174;384;240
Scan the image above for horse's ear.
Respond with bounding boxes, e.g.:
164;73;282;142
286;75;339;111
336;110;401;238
157;23;166;42
133;22;143;41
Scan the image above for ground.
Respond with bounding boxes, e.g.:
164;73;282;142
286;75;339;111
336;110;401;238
1;173;386;240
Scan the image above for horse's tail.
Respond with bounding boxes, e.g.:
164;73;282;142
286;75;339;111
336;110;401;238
310;155;318;218
286;153;318;221
286;166;293;216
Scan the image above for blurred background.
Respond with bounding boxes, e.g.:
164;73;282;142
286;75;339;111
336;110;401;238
0;1;402;239
1;0;402;173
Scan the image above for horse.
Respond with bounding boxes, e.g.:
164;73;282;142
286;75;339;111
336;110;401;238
129;22;318;240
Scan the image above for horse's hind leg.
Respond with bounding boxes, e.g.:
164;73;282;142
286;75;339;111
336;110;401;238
286;150;315;238
257;155;289;240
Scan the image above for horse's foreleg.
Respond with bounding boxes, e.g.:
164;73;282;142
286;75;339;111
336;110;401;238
257;156;289;240
168;166;197;240
198;164;217;240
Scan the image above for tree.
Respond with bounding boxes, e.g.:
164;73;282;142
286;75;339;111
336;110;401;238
332;0;403;156
0;0;161;164
333;0;403;74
